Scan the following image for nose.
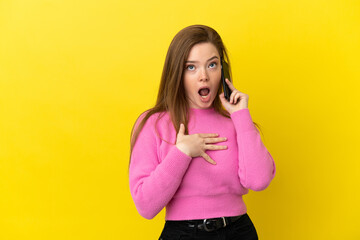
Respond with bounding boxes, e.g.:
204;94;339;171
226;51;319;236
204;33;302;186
199;68;209;82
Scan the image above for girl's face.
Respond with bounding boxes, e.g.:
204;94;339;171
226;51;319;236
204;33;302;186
183;42;222;109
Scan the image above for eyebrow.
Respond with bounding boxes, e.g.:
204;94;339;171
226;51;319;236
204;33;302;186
185;56;219;63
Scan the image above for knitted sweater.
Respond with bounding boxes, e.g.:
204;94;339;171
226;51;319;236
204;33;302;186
129;107;276;220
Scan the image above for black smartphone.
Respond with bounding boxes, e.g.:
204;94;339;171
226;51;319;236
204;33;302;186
221;57;232;101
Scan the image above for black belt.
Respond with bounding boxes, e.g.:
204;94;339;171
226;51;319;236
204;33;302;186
167;214;245;232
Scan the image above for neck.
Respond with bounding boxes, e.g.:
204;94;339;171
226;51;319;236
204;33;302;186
189;106;215;113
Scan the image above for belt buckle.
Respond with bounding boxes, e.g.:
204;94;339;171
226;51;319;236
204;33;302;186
203;217;226;232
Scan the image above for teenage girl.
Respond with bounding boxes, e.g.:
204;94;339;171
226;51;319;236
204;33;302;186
129;24;276;240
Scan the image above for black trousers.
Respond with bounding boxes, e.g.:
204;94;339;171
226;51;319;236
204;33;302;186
158;213;258;240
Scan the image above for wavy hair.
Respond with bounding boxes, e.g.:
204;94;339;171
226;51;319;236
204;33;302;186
129;25;262;171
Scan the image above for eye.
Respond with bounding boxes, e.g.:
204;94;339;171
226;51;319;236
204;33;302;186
209;62;217;68
186;65;195;71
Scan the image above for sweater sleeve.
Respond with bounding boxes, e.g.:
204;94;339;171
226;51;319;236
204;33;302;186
230;108;276;191
129;113;192;219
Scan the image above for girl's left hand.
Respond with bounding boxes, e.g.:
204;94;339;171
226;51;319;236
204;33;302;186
219;78;249;115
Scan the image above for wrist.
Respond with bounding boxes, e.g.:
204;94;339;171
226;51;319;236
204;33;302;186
229;107;248;115
176;143;191;157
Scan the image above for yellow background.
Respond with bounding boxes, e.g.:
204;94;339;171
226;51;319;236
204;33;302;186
1;0;359;239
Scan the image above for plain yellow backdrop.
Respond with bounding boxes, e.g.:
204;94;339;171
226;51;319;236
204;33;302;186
1;0;359;239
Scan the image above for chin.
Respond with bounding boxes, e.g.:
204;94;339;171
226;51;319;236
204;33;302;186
199;100;214;108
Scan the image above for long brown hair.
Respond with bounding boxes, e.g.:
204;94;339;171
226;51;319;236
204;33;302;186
128;25;262;171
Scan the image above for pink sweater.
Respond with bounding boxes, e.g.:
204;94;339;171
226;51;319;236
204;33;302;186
129;107;276;220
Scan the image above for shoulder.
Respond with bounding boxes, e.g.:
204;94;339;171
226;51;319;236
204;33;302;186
137;109;168;124
134;109;170;133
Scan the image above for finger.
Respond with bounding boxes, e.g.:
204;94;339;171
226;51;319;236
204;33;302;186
219;92;224;100
232;91;243;104
178;123;185;136
204;144;228;150
230;90;238;104
204;137;227;143
230;91;240;104
219;92;228;102
225;78;236;91
219;92;228;105
233;92;241;104
201;152;217;165
198;133;219;138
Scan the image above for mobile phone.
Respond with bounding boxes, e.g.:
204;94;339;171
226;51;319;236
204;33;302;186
221;58;232;101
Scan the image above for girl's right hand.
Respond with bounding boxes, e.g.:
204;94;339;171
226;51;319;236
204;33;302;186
175;123;227;165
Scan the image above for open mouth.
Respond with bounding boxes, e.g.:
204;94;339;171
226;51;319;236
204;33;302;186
198;87;211;103
198;87;210;98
